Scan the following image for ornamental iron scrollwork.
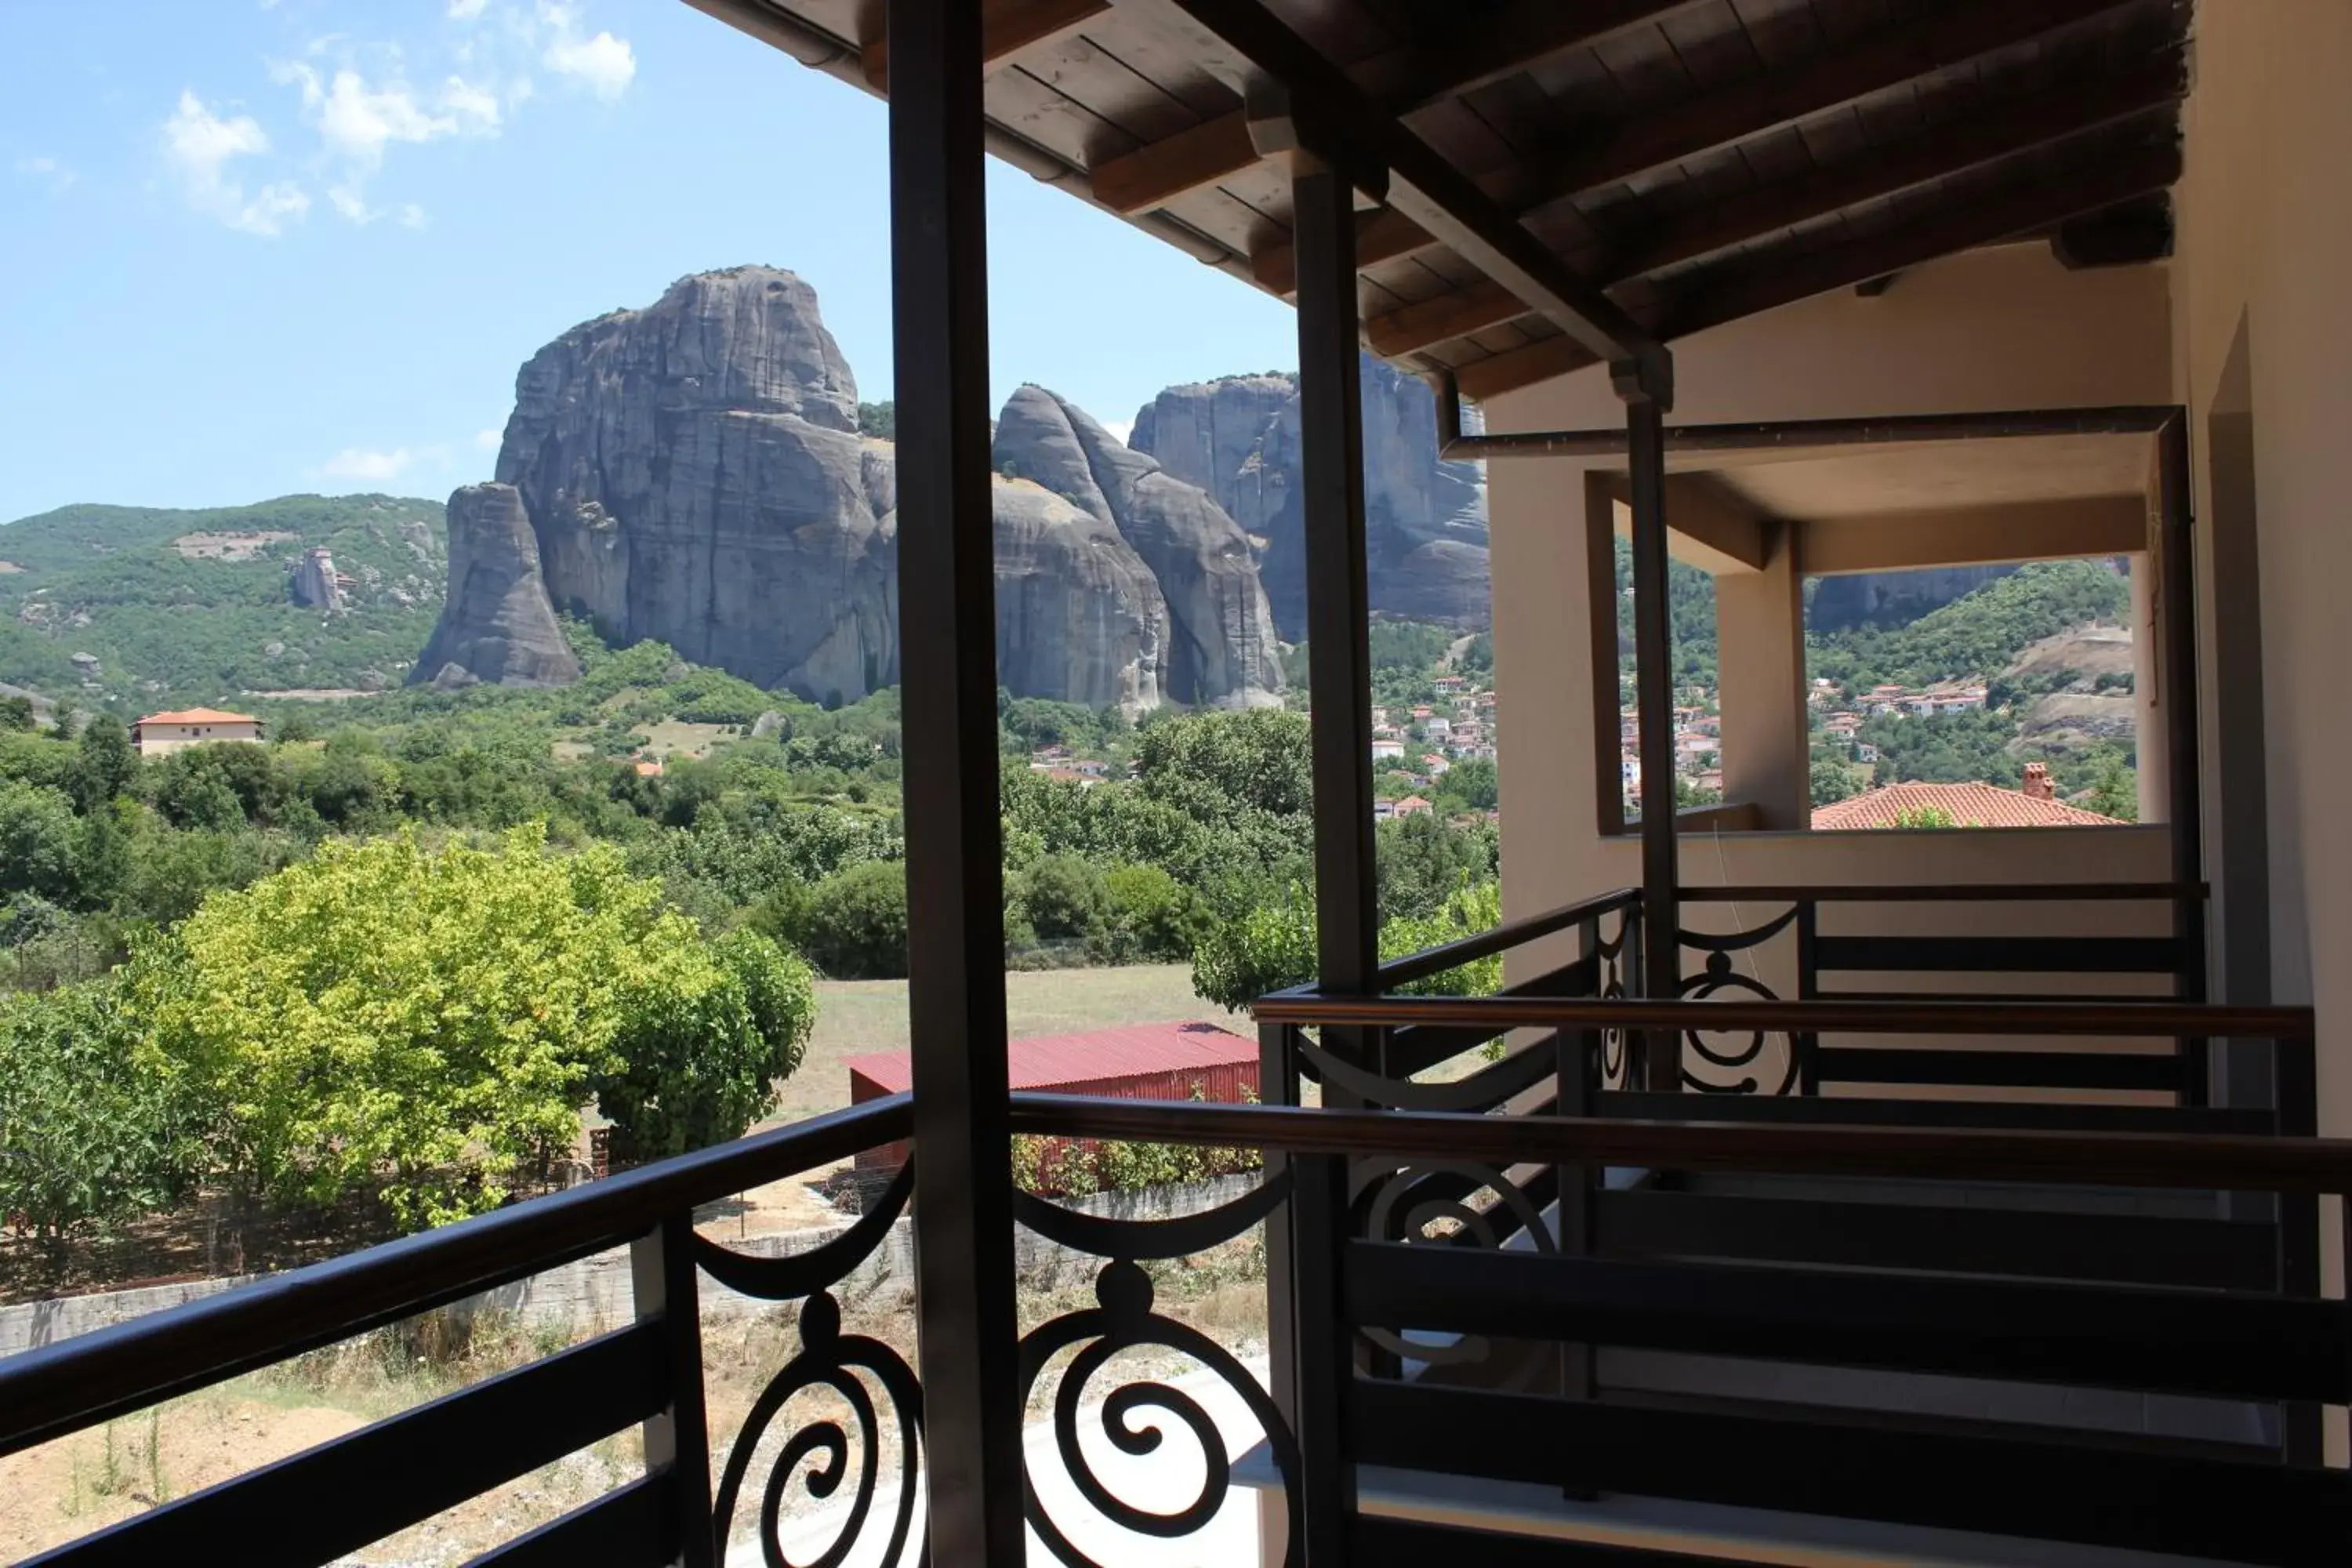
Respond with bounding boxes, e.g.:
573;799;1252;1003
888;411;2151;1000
1014;1177;1301;1567
1677;906;1802;1095
1352;1160;1553;1386
698;1160;924;1567
1592;904;1635;1089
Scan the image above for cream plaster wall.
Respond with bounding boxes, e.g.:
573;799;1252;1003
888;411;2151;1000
2167;2;2352;1142
1486;245;2175;982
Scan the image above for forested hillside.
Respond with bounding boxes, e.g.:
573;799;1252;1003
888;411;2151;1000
0;495;446;706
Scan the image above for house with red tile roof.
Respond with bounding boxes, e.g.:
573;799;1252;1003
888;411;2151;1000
132;707;263;758
1812;764;2122;830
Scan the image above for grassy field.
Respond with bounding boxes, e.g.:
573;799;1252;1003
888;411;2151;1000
771;962;1239;1124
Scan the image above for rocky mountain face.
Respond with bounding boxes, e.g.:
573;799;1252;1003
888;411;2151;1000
1130;357;1490;637
416;267;1282;709
1809;565;2020;631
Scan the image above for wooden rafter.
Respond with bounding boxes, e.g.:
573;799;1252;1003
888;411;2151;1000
861;0;1108;89
1365;48;2187;359
1254;0;2146;296
1090;0;1715;216
1451;140;2183;403
1125;0;1665;379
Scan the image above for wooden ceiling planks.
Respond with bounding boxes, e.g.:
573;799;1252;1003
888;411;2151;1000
715;0;2189;401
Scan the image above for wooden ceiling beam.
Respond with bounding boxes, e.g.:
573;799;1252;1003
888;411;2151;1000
1364;47;2187;358
1127;0;1665;379
1451;140;2183;404
1091;0;1715;216
861;0;1109;90
1259;0;2145;296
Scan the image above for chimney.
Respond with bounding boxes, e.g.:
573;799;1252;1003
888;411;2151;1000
2022;762;2053;800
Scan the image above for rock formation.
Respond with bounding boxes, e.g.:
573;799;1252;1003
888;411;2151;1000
994;386;1281;706
412;485;583;688
414;267;1284;709
1130;356;1490;636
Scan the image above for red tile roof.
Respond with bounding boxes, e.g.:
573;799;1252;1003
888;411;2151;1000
1811;782;2123;830
843;1020;1253;1094
135;707;260;727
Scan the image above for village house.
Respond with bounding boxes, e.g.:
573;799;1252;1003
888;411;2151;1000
1371;738;1405;763
1392;794;1433;818
131;706;263;758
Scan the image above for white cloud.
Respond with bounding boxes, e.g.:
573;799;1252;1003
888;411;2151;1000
1102;418;1136;447
160;91;309;235
322;447;416;482
448;0;488;17
541;4;635;99
474;427;503;451
13;155;77;194
270;62;498;223
440;76;502;134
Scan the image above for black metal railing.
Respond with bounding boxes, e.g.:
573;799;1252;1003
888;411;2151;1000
0;1097;921;1568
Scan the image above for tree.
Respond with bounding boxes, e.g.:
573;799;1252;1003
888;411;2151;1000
0;696;34;732
1019;852;1109;942
1190;878;1504;1011
1443;757;1498;810
592;928;816;1161
64;713;136;815
1095;863;1203;963
794;858;910;979
0;980;201;1245
2082;750;2140;821
0;780;79;902
1810;755;1866;807
132;826;790;1229
1135;709;1313;821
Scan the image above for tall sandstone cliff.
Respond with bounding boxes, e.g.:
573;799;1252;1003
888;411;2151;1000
1129;357;1490;637
414;267;1281;709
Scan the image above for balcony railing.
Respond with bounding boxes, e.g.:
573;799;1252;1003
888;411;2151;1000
2;884;2340;1567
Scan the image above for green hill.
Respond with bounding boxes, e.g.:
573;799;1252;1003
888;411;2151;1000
0;494;446;713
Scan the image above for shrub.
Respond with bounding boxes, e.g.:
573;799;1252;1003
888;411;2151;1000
796;859;909;979
1094;863;1203;963
1018;853;1109;943
593;929;817;1162
0;981;201;1243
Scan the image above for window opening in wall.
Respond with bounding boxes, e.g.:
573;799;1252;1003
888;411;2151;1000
1802;558;2140;828
1617;535;1722;824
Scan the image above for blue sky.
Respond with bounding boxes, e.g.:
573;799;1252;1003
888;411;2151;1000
0;0;1302;524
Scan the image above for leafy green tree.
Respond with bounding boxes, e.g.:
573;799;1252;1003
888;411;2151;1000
0;696;34;732
1019;853;1110;942
2082;750;2140;821
1191;879;1504;1011
1136;709;1313;821
1095;864;1204;963
132;826;777;1229
796;858;911;979
64;713;136;815
0;978;202;1245
1810;755;1866;807
592;928;816;1161
0;780;79;902
1443;757;1498;810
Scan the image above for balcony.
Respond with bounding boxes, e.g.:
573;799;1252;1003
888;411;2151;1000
5;877;2338;1565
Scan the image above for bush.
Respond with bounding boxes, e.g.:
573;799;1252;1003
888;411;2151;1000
593;929;817;1161
1094;863;1203;963
0;981;201;1243
0;780;78;902
796;859;909;979
1018;853;1109;943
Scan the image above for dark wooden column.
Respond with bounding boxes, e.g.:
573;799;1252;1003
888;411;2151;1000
887;0;1024;1559
1624;390;1682;1085
1290;161;1374;1562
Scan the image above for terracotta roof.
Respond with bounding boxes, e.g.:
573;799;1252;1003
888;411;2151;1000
1812;782;2124;831
134;707;260;727
843;1021;1253;1095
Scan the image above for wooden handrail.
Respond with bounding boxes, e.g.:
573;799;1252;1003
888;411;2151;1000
1250;993;2313;1038
1369;886;1639;989
0;1094;913;1459
1006;1094;2352;1193
1679;883;2209;903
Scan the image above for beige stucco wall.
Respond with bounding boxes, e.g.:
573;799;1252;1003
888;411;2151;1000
2169;2;2352;1138
1486;245;2176;982
134;723;261;758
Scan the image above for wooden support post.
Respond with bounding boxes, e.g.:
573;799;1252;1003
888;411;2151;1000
2158;412;2209;1103
1626;392;1682;1087
630;1217;714;1568
1292;160;1374;1563
887;0;1024;1559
